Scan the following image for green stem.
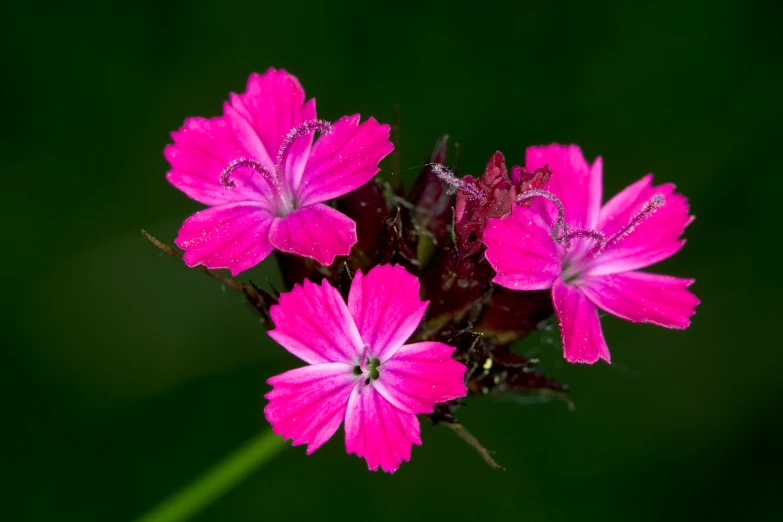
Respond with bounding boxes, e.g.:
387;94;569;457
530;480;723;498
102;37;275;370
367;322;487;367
135;429;287;522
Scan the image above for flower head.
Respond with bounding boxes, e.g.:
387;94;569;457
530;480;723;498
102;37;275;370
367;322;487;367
483;144;699;364
264;264;467;472
165;68;394;274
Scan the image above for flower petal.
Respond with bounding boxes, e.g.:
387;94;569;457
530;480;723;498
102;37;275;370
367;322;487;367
265;363;356;454
296;115;394;207
165;115;277;208
268;203;357;265
484;205;561;291
552;278;611;364
174;202;275;276
373;342;467;414
580;271;699;329
525;144;602;229
347;265;428;362
344;384;421;473
590;175;693;275
228;68;317;191
268;278;364;364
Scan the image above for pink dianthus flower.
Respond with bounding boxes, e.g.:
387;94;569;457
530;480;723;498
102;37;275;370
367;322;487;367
264;264;467;472
483;144;699;364
165;68;394;274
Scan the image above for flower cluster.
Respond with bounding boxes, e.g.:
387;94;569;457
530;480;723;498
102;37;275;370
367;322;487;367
160;68;699;473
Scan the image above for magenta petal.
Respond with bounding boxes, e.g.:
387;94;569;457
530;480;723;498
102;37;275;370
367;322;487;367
581;271;699;329
552;279;611;364
344;385;421;473
597;174;653;234
268;278;364;364
268;203;357;265
265;363;356;454
525;144;602;229
165;116;277;208
484;205;561;291
591;175;693;275
228;68;316;186
347;265;429;362
174;202;275;276
296;115;394;207
373;342;467;414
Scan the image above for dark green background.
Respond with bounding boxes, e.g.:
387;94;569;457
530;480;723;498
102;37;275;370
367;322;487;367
3;1;781;520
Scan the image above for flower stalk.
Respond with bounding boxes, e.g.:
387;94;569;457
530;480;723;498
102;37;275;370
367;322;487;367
134;429;286;522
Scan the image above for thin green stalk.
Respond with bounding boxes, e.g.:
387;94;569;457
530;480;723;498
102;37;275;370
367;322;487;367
135;429;287;522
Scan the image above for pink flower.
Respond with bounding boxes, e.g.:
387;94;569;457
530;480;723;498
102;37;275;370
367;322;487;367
264;264;467;472
483;144;699;364
165;68;394;275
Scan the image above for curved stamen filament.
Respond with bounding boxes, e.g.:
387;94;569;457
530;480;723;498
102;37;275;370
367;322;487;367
517;189;567;242
429;163;488;202
275;119;332;173
220;158;280;191
604;194;665;249
561;228;607;254
517;190;665;256
218;120;333;215
517;189;606;256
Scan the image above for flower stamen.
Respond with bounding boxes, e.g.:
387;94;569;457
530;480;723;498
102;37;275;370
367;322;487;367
517;189;609;256
517;189;568;242
220;157;280;190
561;228;607;253
275;119;332;173
430;163;488;202
604;194;665;249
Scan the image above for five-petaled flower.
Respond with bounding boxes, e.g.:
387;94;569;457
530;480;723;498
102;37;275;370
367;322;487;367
165;68;394;274
483;144;699;364
264;264;467;472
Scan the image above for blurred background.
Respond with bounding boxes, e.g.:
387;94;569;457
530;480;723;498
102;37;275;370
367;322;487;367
2;0;781;520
